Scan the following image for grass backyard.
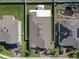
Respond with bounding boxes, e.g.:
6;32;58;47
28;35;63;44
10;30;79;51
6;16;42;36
27;4;52;14
27;0;52;2
0;0;24;2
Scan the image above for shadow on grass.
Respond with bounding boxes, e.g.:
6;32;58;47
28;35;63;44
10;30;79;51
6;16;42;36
25;14;30;57
0;43;11;50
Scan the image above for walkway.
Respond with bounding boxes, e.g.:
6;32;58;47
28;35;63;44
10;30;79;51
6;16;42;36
0;53;11;59
12;48;21;57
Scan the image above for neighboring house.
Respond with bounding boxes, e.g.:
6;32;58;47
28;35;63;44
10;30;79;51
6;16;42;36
59;18;79;49
0;16;21;45
29;5;52;49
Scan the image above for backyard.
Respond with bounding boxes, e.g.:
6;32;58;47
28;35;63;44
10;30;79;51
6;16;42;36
0;0;24;2
27;0;52;2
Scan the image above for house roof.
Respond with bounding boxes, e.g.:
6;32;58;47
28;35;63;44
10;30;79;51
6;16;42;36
62;19;79;30
29;10;52;49
60;36;79;48
0;15;21;44
60;18;79;48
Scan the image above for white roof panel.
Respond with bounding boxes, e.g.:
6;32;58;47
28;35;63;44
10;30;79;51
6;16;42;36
29;10;51;17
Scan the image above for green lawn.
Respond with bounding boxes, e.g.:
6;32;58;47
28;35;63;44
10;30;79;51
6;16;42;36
29;49;40;57
27;5;52;13
27;0;52;2
0;0;24;2
0;45;13;57
1;49;13;57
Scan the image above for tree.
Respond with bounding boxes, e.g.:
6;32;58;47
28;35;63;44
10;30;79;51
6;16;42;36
47;47;59;57
67;50;78;58
25;50;30;57
67;52;74;57
59;47;64;54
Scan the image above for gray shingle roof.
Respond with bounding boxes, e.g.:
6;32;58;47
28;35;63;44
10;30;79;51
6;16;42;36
29;10;52;49
0;15;21;44
60;18;79;48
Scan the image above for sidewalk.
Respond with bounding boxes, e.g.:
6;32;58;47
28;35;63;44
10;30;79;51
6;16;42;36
0;53;11;59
